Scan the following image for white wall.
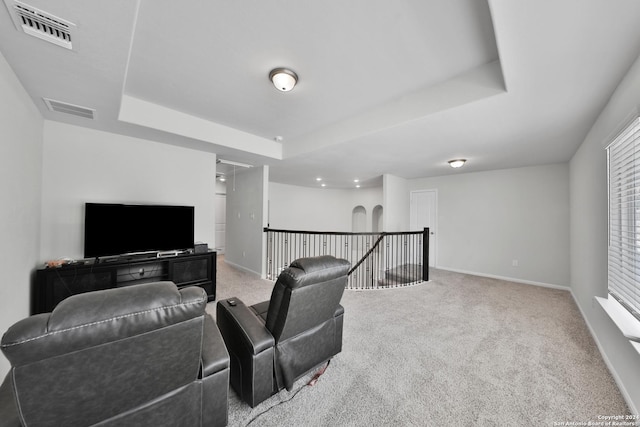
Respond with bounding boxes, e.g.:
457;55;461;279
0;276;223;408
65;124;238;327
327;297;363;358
268;182;382;232
269;167;570;287
226;166;269;275
0;51;43;377
570;52;640;413
40;121;217;261
408;164;570;287
383;174;409;232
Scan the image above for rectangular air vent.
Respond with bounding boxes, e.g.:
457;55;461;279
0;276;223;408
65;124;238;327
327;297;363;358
4;0;75;49
43;98;95;119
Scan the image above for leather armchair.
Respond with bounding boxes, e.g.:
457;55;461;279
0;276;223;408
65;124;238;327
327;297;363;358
0;281;229;427
217;255;350;407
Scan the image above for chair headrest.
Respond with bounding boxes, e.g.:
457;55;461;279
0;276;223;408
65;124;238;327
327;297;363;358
1;282;206;366
281;255;350;289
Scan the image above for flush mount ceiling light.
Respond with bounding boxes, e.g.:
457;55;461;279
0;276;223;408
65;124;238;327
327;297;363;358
448;159;467;168
269;68;298;92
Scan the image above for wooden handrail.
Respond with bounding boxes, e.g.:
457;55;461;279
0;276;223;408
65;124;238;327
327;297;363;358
263;227;421;236
347;233;387;275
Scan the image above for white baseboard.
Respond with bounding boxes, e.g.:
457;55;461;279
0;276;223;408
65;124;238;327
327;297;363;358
435;266;570;291
223;259;262;278
569;291;638;416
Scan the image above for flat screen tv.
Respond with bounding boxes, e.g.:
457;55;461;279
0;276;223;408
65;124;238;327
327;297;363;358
84;203;194;258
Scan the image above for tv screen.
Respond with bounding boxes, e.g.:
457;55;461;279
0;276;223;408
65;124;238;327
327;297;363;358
84;203;195;258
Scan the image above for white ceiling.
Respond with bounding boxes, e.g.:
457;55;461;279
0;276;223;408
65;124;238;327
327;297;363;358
1;0;640;188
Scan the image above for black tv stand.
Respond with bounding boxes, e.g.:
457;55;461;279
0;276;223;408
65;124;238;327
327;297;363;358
33;250;217;314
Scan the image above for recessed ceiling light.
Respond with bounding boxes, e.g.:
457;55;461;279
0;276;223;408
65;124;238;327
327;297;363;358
316;177;322;181
355;184;361;188
354;179;360;183
269;68;298;92
448;159;467;168
321;183;326;187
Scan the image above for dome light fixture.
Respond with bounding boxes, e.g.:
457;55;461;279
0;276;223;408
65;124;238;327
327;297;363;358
269;68;298;92
448;159;467;168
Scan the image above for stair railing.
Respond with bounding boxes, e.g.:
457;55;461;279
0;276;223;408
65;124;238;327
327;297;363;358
264;227;429;289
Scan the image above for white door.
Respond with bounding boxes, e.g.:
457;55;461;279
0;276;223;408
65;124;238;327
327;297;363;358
410;190;437;267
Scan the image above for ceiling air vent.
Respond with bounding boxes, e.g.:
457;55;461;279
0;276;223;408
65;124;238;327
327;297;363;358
4;0;75;50
43;98;95;120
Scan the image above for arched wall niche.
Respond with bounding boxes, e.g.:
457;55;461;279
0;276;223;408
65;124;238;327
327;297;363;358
352;205;367;233
372;205;383;233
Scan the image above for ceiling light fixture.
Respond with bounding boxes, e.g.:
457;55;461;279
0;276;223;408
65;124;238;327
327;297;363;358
448;159;467;168
217;159;252;168
269;68;298;92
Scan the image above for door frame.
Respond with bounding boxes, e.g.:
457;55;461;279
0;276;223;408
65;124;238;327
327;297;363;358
215;192;226;254
410;189;437;268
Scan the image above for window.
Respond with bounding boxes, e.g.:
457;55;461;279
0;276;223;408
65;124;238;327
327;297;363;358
607;115;640;320
601;115;640;353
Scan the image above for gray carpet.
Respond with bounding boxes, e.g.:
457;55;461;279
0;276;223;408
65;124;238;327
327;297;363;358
207;256;629;426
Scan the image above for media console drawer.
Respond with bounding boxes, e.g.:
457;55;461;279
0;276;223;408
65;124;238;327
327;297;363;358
33;251;217;314
117;262;166;285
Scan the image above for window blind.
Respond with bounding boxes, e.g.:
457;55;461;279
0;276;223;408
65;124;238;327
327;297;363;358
608;115;640;320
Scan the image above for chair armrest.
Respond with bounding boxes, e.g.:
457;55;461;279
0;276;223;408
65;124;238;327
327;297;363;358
201;314;230;378
216;298;274;355
0;373;20;427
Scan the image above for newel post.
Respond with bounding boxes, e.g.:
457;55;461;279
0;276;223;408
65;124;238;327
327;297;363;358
422;227;429;282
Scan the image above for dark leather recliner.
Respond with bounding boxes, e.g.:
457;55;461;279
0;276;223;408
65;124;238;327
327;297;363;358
216;255;350;407
0;281;230;427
